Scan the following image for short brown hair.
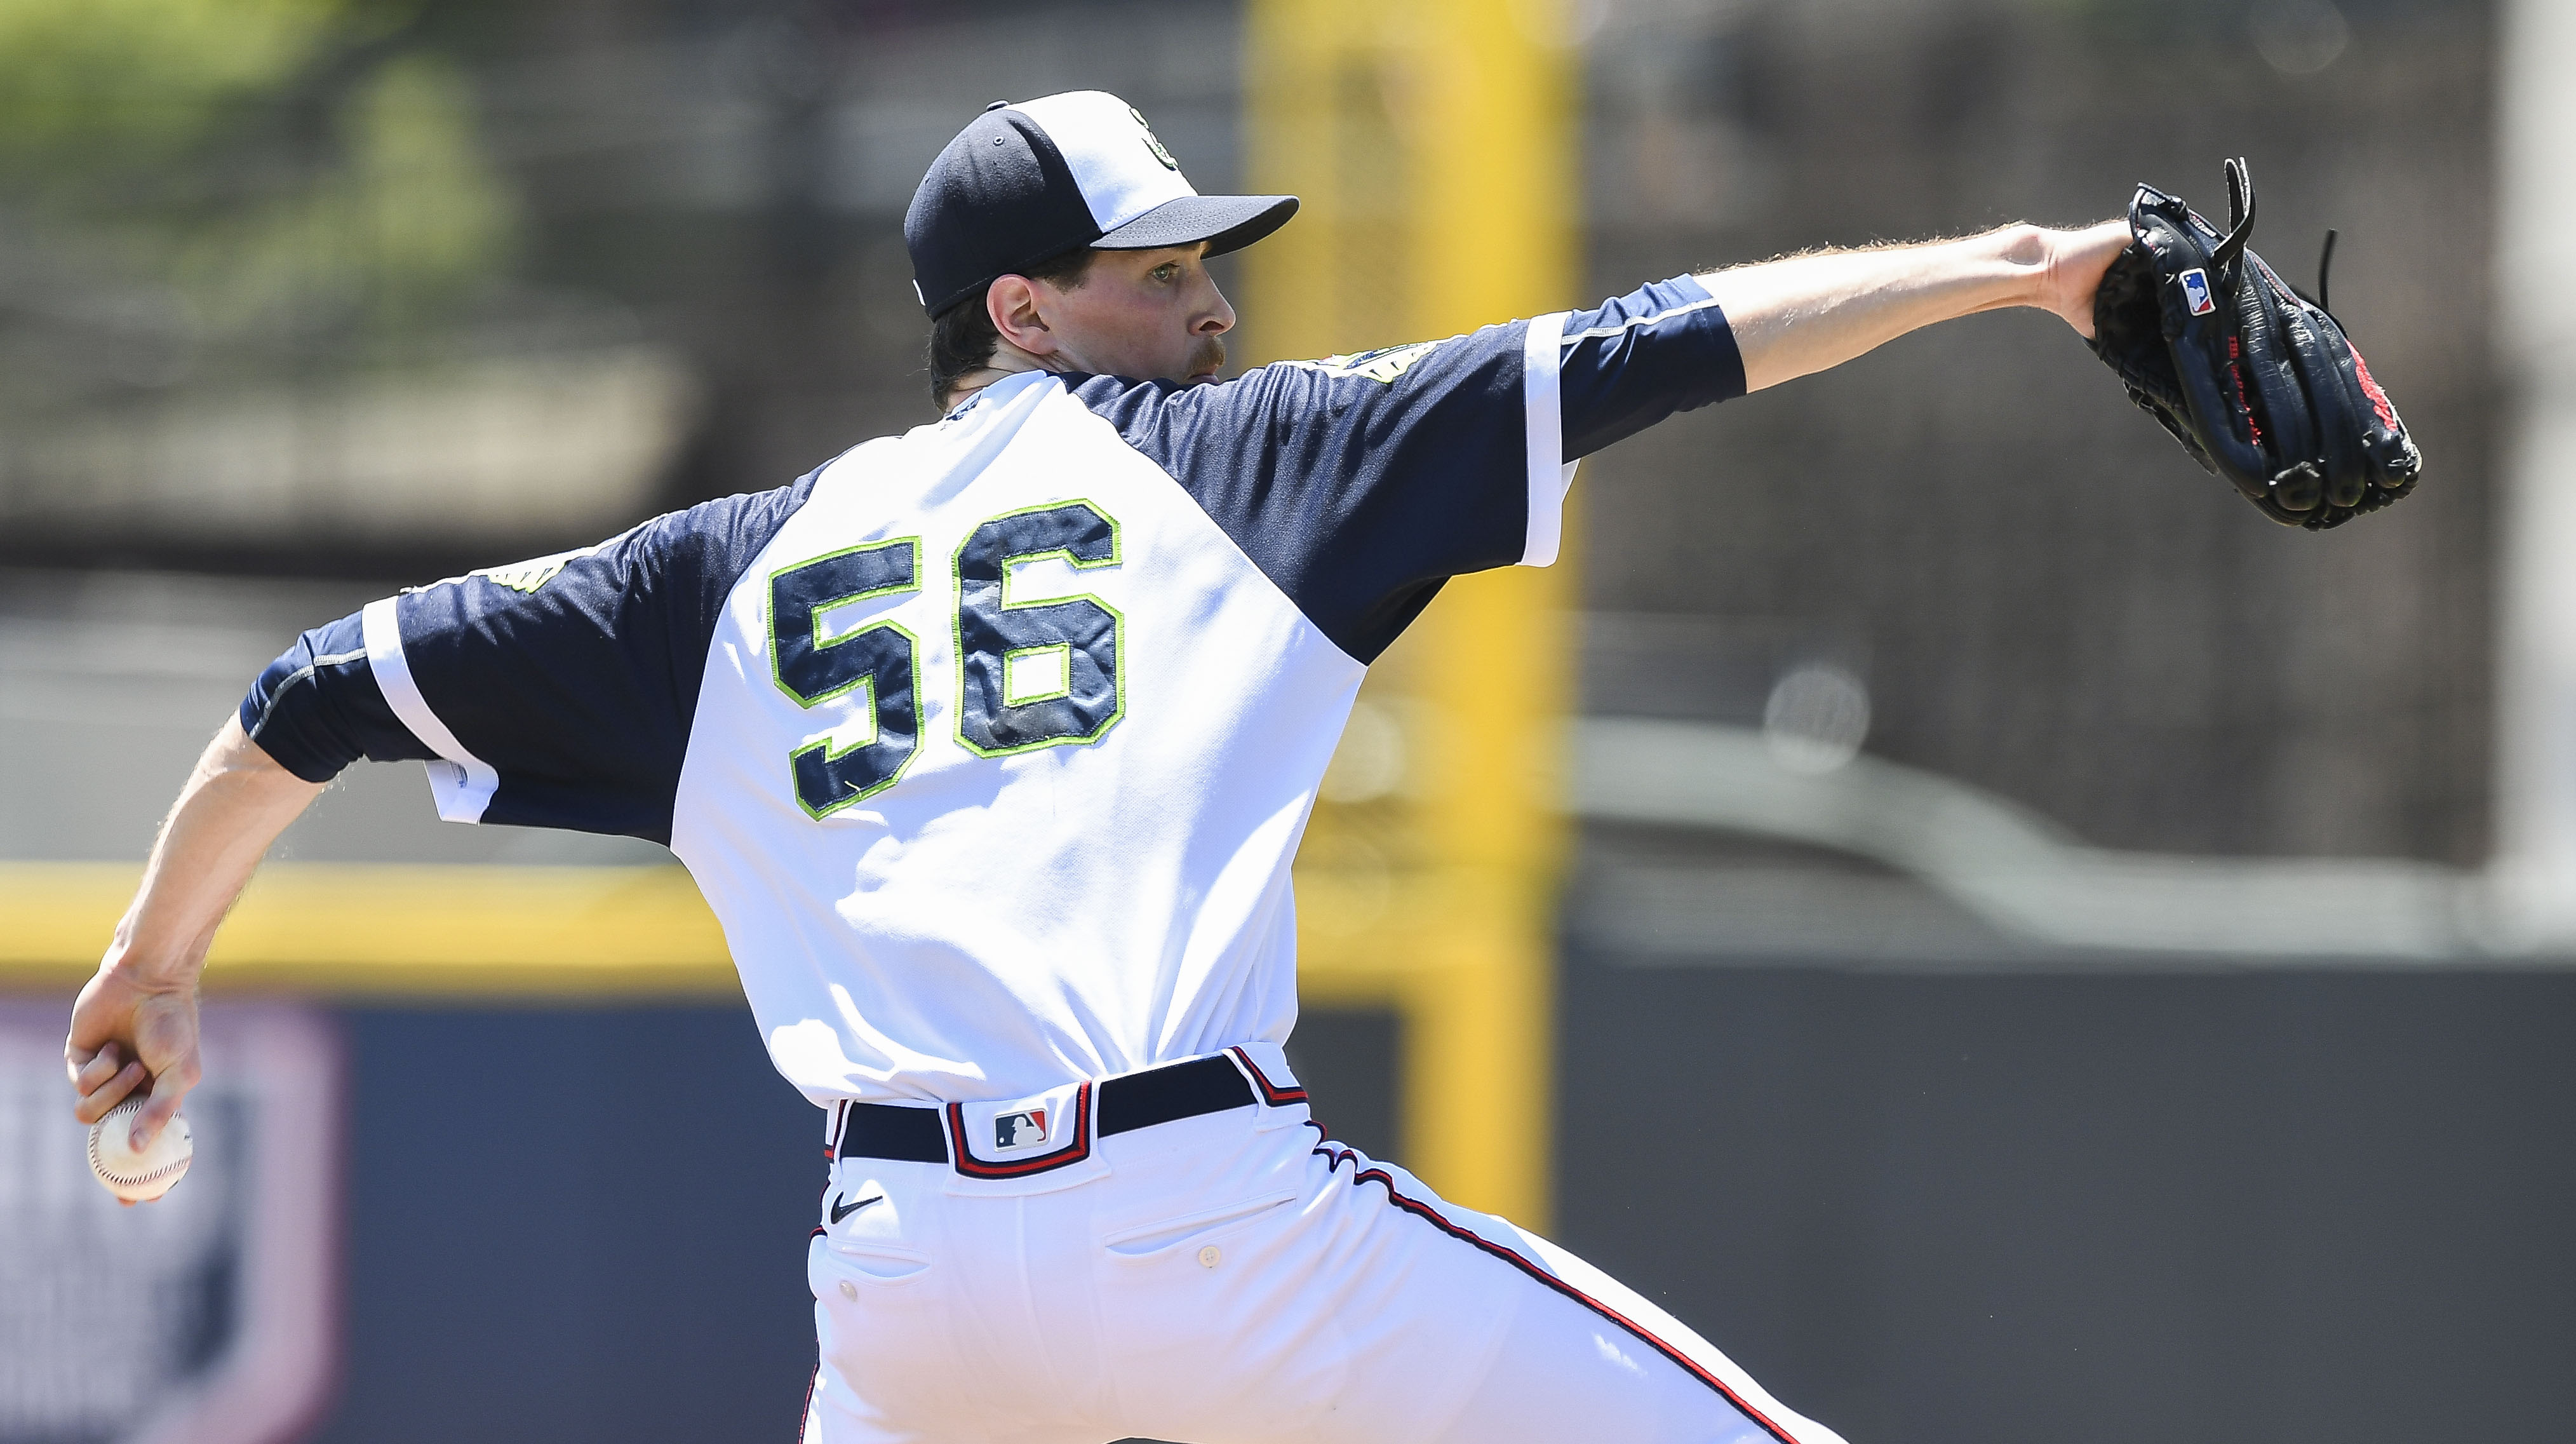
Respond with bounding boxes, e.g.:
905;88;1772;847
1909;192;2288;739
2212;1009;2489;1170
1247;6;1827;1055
926;248;1099;408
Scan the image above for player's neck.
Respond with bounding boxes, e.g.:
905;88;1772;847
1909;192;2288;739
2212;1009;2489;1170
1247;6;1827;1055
942;342;1056;414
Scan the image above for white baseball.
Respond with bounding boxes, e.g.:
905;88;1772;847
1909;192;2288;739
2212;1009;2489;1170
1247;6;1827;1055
88;1094;192;1203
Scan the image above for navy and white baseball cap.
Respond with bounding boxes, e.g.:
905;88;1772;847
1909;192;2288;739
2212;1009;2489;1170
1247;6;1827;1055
905;91;1298;318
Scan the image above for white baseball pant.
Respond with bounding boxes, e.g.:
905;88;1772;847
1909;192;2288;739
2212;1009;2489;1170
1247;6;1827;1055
800;1047;1848;1444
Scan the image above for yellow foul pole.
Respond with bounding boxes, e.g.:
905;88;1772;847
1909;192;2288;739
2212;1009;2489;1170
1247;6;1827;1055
1246;0;1576;1228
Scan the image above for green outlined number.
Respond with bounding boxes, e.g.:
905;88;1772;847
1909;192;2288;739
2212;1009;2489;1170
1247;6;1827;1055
765;503;1127;818
768;538;922;817
954;502;1124;756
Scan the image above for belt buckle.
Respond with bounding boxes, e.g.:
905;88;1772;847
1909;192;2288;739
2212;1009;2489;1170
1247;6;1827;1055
945;1081;1092;1178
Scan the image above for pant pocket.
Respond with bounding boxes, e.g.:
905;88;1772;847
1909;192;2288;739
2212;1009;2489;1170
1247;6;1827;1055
818;1239;934;1285
1093;1187;1346;1439
1100;1189;1299;1262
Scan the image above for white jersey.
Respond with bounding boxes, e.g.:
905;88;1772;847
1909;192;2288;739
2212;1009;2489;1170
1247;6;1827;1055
241;278;1743;1106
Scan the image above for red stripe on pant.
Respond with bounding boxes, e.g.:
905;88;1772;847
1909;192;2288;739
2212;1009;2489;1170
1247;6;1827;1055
1228;1046;1310;1106
1309;1131;1806;1444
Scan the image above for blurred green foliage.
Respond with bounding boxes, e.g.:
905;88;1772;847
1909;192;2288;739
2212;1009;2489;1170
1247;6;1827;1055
0;0;345;163
175;52;518;337
0;0;515;360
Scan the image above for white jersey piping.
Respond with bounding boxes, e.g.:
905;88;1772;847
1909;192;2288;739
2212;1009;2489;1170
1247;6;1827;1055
361;597;500;823
1520;311;1577;567
1557;290;1729;346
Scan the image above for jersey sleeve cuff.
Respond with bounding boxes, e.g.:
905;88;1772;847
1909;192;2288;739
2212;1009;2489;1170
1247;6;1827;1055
1519;310;1579;568
239;612;403;783
239;678;359;785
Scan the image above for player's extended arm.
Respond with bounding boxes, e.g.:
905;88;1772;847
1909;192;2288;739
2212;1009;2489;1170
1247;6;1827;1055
65;715;324;1152
1699;220;2133;394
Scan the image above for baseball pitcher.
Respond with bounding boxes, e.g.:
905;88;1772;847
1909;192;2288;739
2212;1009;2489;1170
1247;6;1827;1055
65;91;2412;1443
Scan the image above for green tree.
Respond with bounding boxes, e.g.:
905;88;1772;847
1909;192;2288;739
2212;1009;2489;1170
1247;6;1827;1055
0;0;516;357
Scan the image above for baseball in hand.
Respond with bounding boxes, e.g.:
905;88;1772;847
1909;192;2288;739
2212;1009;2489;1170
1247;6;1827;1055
88;1095;192;1203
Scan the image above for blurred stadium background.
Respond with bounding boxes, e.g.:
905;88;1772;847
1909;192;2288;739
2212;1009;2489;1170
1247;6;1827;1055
5;1;2574;1441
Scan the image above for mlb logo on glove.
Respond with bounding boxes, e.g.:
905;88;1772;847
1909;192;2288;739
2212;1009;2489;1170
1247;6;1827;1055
995;1109;1049;1150
2178;268;2216;316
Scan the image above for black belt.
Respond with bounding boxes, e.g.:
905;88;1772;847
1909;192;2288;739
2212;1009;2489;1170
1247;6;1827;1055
835;1054;1257;1165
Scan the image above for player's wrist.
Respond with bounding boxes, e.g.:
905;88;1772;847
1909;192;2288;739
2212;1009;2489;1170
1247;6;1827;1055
96;929;206;994
1888;226;2061;325
1962;221;2121;332
1975;224;2058;307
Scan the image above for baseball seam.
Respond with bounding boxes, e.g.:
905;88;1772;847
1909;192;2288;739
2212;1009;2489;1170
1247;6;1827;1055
89;1120;189;1187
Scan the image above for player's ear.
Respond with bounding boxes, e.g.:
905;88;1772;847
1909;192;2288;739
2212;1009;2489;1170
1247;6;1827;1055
987;276;1059;358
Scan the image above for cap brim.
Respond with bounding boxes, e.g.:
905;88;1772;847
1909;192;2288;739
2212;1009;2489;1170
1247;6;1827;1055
1094;194;1299;257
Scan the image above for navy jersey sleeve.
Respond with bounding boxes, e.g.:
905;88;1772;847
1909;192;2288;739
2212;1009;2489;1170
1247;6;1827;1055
1073;275;1741;663
1557;276;1744;460
239;611;436;779
239;473;818;843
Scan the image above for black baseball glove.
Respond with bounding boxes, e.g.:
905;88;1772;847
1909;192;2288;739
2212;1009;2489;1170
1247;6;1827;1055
2088;159;2420;529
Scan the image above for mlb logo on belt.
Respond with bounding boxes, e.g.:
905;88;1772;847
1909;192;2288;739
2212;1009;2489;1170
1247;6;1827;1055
2179;268;2217;316
994;1109;1049;1150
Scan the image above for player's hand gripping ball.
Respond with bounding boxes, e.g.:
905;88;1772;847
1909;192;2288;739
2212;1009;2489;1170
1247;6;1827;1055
88;1095;192;1203
2089;158;2422;529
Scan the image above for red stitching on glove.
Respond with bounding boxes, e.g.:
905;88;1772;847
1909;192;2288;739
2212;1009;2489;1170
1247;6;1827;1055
2226;335;2264;447
2351;349;2400;434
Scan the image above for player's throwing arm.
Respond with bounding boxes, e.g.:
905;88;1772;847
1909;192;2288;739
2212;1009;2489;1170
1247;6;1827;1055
65;718;321;1184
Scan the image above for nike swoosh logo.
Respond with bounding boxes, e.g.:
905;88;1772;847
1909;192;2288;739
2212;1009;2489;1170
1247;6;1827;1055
829;1193;884;1225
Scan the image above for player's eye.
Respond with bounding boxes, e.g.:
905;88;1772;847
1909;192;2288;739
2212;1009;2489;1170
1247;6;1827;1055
1150;262;1179;283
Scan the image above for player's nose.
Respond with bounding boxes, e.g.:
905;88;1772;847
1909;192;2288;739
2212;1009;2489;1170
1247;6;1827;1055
1193;279;1237;335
